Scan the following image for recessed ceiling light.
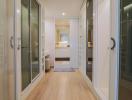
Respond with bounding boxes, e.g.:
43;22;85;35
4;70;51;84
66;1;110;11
62;12;66;16
17;9;20;14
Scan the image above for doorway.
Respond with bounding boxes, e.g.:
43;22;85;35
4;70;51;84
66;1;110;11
118;0;132;100
55;19;71;69
21;0;40;90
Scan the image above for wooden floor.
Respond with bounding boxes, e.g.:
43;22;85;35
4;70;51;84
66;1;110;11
27;70;97;100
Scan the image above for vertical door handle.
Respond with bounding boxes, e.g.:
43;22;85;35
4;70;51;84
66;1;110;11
111;37;116;50
17;38;21;50
10;36;14;48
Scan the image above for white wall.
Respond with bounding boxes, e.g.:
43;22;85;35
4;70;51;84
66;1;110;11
70;19;79;68
94;0;110;100
79;2;86;74
55;48;70;58
45;18;55;66
79;0;111;100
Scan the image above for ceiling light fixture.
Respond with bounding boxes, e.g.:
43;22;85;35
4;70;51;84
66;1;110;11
62;12;66;16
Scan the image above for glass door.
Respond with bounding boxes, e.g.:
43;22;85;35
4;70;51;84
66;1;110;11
21;0;31;90
86;0;93;81
31;0;39;79
21;0;39;90
119;0;132;100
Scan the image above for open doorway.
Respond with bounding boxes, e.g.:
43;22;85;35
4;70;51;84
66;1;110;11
86;0;93;81
54;19;71;69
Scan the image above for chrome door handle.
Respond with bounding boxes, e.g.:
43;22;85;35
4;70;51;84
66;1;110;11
17;38;21;50
111;37;116;50
10;36;14;48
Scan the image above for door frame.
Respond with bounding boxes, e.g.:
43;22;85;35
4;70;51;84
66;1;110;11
109;0;120;100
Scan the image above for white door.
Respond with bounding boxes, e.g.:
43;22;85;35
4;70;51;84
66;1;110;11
109;0;120;100
0;0;16;100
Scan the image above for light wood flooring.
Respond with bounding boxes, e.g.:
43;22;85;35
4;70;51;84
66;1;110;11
26;70;97;100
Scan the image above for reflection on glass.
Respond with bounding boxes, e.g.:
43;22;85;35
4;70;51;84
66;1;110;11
119;0;132;100
21;0;31;90
86;0;93;81
31;0;39;79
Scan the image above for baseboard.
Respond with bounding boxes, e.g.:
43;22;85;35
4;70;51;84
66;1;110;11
79;70;101;100
95;88;108;100
21;73;44;100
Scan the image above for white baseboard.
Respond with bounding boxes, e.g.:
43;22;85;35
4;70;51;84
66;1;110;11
79;70;101;100
21;72;44;100
95;88;108;100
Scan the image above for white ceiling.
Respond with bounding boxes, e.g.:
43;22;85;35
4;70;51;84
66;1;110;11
45;0;84;18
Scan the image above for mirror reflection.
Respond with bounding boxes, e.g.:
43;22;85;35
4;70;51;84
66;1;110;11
119;0;132;99
55;19;70;48
86;0;93;81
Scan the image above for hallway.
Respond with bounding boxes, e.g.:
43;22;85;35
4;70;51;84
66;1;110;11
1;0;132;100
27;70;96;100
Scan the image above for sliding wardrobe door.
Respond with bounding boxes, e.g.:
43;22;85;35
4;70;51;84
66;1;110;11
0;0;17;98
21;0;31;90
119;0;132;100
31;0;39;79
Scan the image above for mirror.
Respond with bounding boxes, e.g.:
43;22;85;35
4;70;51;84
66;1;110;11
55;19;70;48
